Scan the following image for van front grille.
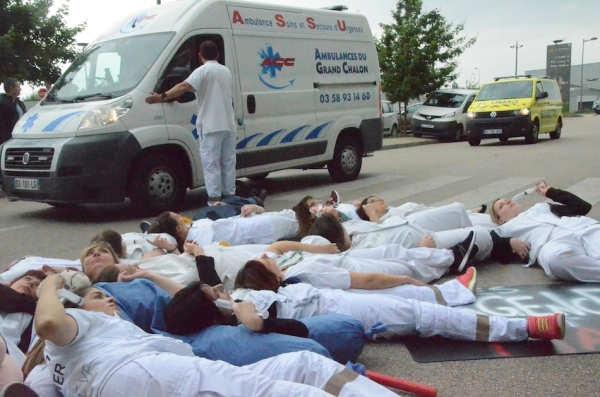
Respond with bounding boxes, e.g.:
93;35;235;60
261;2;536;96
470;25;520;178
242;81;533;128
5;148;54;170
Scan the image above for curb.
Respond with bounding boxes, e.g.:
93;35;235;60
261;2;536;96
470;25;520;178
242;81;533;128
380;139;438;151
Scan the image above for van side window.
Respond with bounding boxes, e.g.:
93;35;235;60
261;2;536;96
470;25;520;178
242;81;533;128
156;34;226;102
543;81;561;101
535;82;544;99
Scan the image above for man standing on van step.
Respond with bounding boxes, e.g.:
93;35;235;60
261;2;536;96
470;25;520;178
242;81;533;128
0;78;26;146
146;41;236;206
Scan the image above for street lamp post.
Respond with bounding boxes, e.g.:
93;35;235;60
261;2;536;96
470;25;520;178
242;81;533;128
552;39;563;81
510;41;523;75
580;37;598;112
475;67;480;87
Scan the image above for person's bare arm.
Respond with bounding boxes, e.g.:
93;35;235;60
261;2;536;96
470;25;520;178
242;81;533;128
349;272;427;290
266;241;339;255
34;275;78;347
145;82;193;104
119;266;184;296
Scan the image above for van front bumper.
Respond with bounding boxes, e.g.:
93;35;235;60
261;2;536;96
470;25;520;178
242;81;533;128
410;119;458;139
1;132;141;204
466;115;532;140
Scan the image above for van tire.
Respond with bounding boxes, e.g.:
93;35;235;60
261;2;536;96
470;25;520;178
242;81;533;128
549;122;561;140
129;155;186;215
525;121;539;144
468;135;481;146
328;136;362;182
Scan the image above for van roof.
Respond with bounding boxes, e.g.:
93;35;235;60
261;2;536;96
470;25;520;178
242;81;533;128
433;88;478;95
93;0;371;45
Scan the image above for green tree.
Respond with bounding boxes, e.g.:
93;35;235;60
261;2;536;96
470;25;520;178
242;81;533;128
377;0;477;135
0;0;85;86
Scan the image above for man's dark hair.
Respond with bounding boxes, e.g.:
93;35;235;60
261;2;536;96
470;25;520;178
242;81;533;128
3;78;19;93
306;213;346;251
199;40;219;61
355;196;375;221
164;281;228;335
149;212;180;246
91;229;124;258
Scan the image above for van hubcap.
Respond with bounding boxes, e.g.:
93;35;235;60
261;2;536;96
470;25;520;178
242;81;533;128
341;147;357;172
148;169;174;202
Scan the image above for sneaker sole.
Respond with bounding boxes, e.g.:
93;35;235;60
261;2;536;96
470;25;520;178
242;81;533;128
457;234;476;273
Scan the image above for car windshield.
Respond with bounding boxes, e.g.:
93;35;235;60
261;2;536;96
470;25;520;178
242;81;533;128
44;33;173;104
476;81;533;101
423;93;466;108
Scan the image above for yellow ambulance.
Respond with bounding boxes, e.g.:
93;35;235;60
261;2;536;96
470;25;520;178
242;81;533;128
466;75;562;146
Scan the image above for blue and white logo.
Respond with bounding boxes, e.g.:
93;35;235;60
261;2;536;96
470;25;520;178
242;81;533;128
258;44;295;90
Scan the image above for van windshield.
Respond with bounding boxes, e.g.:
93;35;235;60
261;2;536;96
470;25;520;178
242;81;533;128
476;81;533;101
44;33;173;104
423;92;466;108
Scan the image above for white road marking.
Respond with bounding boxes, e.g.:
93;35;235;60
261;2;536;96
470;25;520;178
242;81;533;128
0;224;31;233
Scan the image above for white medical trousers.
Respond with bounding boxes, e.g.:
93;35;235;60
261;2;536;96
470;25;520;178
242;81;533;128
199;130;236;201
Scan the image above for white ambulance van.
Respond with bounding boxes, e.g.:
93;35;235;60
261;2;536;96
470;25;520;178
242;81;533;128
1;0;382;213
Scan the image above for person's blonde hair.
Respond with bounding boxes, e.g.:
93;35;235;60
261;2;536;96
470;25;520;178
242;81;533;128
489;198;502;225
79;241;119;273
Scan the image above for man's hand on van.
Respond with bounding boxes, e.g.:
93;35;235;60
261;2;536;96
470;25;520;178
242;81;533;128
146;92;164;104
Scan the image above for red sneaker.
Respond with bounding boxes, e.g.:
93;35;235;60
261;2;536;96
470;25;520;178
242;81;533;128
527;313;566;340
455;267;477;294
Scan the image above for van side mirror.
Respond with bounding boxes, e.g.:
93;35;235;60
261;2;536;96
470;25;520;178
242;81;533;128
536;91;548;100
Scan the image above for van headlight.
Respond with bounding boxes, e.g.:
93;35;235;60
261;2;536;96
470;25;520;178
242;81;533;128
78;96;133;130
512;108;530;116
442;112;456;119
467;112;476;119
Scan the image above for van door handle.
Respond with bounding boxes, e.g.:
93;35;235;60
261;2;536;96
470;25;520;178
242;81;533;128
247;95;256;114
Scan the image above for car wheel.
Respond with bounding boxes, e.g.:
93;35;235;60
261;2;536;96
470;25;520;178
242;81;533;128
499;136;509;142
468;135;481;146
549;122;561;140
129;154;186;216
453;125;463;142
525;121;539;144
327;136;362;182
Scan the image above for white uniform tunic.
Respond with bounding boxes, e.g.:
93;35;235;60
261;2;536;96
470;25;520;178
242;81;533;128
186;60;237;199
187;210;299;246
495;202;600;282
233;283;528;342
344;218;492;261
44;310;398;397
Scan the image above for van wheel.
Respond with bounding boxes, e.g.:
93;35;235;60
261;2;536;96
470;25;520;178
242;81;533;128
247;173;269;181
453;125;463;142
549;123;561;140
328;136;362;182
468;135;481;146
129;155;186;215
525;122;539;144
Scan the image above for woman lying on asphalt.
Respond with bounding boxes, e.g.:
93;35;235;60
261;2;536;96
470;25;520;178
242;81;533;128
489;181;600;282
32;273;402;397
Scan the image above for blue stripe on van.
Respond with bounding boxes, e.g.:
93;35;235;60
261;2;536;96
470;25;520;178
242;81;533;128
42;111;85;132
257;129;285;146
306;121;334;140
281;125;309;143
236;133;262;150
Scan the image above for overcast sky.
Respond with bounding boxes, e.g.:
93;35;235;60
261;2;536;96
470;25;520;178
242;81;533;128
15;0;600;95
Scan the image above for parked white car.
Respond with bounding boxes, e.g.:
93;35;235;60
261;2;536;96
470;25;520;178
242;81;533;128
381;100;398;136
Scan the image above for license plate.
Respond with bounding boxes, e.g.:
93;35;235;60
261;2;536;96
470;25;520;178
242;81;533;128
13;178;40;190
483;129;502;135
421;124;434;129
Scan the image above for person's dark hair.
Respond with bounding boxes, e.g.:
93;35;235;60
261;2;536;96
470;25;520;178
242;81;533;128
355;196;375;221
292;195;316;237
234;260;281;293
3;78;19;93
9;270;47;287
199;40;219;61
91;229;124;258
149;212;181;247
164;281;229;335
91;265;120;284
306;213;346;251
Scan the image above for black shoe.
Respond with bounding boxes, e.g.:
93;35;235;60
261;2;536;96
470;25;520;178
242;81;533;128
140;221;151;233
257;188;268;205
449;231;476;273
479;204;487;214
